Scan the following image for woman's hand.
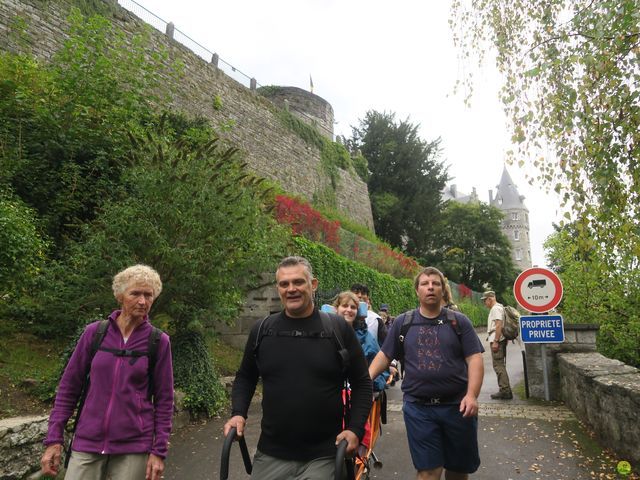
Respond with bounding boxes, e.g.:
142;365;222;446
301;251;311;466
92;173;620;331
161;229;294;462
146;453;164;480
40;443;63;477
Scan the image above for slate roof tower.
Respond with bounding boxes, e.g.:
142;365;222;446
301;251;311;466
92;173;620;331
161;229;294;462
489;166;532;272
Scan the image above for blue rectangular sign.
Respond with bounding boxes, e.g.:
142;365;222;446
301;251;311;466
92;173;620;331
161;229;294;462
519;315;565;343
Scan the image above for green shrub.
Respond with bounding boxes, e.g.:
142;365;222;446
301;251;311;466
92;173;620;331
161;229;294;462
456;299;487;328
598;318;640;368
172;329;228;416
0;193;47;298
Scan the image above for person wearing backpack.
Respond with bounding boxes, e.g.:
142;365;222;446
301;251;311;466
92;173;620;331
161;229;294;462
481;290;513;400
369;267;484;480
333;291;390;392
224;256;372;479
40;264;174;480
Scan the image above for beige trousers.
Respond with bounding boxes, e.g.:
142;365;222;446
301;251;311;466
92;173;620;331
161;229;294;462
64;451;147;480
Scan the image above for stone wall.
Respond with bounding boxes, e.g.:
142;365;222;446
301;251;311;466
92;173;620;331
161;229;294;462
215;274;281;350
0;398;191;480
524;323;640;466
0;415;49;480
524;323;598;400
0;0;374;231
558;353;640;465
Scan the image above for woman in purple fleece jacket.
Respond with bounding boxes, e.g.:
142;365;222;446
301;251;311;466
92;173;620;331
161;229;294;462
40;265;174;480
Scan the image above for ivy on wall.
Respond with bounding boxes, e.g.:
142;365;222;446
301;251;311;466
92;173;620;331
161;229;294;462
270;108;355;208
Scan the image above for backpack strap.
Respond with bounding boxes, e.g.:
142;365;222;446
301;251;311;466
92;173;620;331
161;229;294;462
319;311;350;374
91;319;110;359
253;313;278;357
319;311;351;434
444;308;462;337
396;308;417;364
146;327;162;400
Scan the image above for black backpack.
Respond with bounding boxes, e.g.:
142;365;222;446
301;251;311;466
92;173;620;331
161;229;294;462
90;319;163;398
64;319;162;467
253;311;349;373
395;307;462;363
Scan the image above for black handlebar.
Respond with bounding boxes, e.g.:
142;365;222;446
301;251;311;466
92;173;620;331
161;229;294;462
335;439;347;480
221;428;353;479
220;426;252;479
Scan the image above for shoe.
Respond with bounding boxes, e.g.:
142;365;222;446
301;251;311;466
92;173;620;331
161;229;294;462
490;391;513;400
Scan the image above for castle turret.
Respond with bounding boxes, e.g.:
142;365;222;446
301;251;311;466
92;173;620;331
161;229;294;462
489;166;532;272
258;86;334;140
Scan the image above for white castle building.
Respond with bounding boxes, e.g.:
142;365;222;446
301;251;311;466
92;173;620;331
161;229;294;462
442;166;532;273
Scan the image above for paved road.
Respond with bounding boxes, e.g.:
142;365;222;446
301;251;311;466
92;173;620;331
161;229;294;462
164;332;624;479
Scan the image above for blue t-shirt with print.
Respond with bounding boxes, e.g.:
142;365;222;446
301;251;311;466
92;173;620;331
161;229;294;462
381;308;484;402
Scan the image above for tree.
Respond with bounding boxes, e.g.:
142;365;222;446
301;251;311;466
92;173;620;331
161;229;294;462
423;201;516;294
34;115;288;337
544;223;640;367
0;10;172;252
347;111;449;258
452;0;640;366
544;223;608;320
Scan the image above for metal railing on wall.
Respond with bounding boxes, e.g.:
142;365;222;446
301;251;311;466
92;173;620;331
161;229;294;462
116;0;336;140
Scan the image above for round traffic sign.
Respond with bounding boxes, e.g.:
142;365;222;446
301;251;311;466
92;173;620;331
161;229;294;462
513;267;563;313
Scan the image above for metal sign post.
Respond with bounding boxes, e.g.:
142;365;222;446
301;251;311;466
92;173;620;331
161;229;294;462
514;268;565;402
519;314;565;401
540;344;550;401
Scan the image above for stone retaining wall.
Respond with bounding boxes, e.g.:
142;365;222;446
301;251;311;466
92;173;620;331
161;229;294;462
0;415;50;480
524;323;599;400
558;352;640;465
524;323;639;466
0;394;191;480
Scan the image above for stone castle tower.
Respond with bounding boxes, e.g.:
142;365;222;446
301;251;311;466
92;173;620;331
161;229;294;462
258;86;335;140
442;166;532;273
489;166;532;272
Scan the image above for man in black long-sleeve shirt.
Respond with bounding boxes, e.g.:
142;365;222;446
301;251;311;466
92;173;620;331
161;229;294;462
224;256;373;479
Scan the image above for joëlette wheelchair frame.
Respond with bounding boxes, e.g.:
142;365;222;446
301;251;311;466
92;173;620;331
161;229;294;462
220;427;352;480
352;385;388;480
220;381;390;480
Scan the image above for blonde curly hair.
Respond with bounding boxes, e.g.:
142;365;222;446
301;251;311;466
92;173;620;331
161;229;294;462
112;264;162;301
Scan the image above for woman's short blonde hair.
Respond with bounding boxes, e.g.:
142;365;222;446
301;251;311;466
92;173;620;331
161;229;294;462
112;264;162;300
333;291;359;309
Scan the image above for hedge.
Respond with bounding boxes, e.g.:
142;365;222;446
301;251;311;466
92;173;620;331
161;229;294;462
291;236;418;315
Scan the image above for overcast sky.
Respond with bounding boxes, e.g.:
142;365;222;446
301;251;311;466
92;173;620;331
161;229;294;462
124;0;563;268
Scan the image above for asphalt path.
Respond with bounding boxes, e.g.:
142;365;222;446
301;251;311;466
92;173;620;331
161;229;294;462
164;331;624;479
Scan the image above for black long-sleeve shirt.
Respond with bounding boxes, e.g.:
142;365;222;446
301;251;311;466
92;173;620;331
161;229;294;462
231;309;373;461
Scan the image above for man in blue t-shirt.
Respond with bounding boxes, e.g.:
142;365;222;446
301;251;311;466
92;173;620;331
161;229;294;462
369;266;484;480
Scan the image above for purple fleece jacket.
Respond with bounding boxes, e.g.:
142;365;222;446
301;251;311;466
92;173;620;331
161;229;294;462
44;311;174;458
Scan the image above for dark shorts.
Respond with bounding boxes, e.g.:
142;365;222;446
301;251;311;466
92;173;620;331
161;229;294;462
403;401;480;473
